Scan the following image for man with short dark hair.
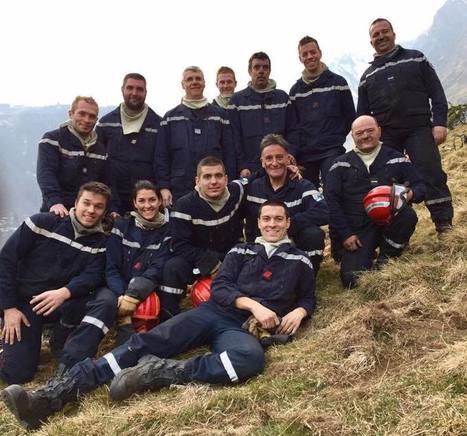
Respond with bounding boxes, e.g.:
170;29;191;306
2;201;315;430
37;96;108;217
97;73;161;215
0;182;110;384
159;156;245;314
228;52;297;175
325;116;425;288
213;66;237;109
357;18;453;236
245;134;328;273
290;36;355;188
155;67;236;207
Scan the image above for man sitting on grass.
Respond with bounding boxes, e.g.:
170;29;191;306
2;200;315;430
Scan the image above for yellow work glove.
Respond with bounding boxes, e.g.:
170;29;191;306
118;295;140;318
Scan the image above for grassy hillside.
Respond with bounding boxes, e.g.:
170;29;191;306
1;127;466;435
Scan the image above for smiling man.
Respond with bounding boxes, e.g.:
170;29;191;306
245;134;329;273
289;36;355;189
97;73;161;215
357;18;453;237
37;96;108;218
325;116;425;288
228;52;297;175
1;200;315;430
213;66;237;109
0;182;110;385
159;156;246;308
155;66;236;207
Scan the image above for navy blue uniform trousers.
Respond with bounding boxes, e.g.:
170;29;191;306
62;302;265;391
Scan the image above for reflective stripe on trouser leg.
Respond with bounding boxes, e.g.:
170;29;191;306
219;351;239;382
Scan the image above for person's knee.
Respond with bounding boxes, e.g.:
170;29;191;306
340;268;358;289
230;343;265;381
295;226;325;250
0;361;36;385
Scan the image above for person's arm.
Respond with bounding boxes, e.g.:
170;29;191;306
324;163;355;243
235;296;280;330
170;202;221;276
285;94;299;160
340;78;357;134
277;253;315;334
356;74;370;117
420;55;448;131
105;225;128;296
288;181;329;236
66;245;106;298
36;132;65;212
154;116;172;194
227;98;248;176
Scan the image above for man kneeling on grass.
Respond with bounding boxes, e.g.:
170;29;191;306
2;200;315;430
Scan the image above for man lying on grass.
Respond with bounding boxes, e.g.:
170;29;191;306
2;200;315;430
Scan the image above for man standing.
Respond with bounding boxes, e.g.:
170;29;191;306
0;182;110;384
155;67;236;207
160;156;245;311
2;201;315;430
97;73;161;215
37;96;108;217
213;66;237;109
228;52;296;175
357;18;452;235
245;134;328;273
325;116;425;288
290;36;355;188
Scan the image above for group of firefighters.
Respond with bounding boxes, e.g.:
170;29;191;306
0;17;454;430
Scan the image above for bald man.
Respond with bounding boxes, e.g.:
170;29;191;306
324;115;425;288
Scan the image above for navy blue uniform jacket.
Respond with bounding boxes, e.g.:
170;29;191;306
0;214;107;310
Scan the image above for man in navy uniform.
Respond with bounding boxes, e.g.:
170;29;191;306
325;115;425;288
37;96;107;217
155;66;236;208
0;182;110;384
245;134;329;273
357;18;452;236
97;73;161;215
228;52;296;176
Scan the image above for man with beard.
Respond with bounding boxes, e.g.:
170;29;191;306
155;66;236;207
97;73;161;215
37;96;108;217
357;18;452;236
228;52;297;175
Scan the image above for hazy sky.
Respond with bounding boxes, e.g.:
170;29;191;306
1;0;446;114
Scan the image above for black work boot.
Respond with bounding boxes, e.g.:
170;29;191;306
2;375;79;430
109;354;190;401
435;220;453;239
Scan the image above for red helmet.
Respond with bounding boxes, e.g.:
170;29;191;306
363;185;407;225
132;292;160;333
191;276;212;307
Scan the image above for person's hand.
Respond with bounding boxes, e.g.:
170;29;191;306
405;188;414;202
30;287;71;316
118;295;140;317
251;303;280;330
287;164;302;180
1;308;31;344
161;189;173;208
343;235;362;252
239;168;251;178
49;203;69;217
110;211;120;220
432;126;447;146
276;307;307;335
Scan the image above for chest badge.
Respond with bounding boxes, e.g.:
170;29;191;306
262;270;273;280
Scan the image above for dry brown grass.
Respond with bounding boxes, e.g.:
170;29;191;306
1;127;466;435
